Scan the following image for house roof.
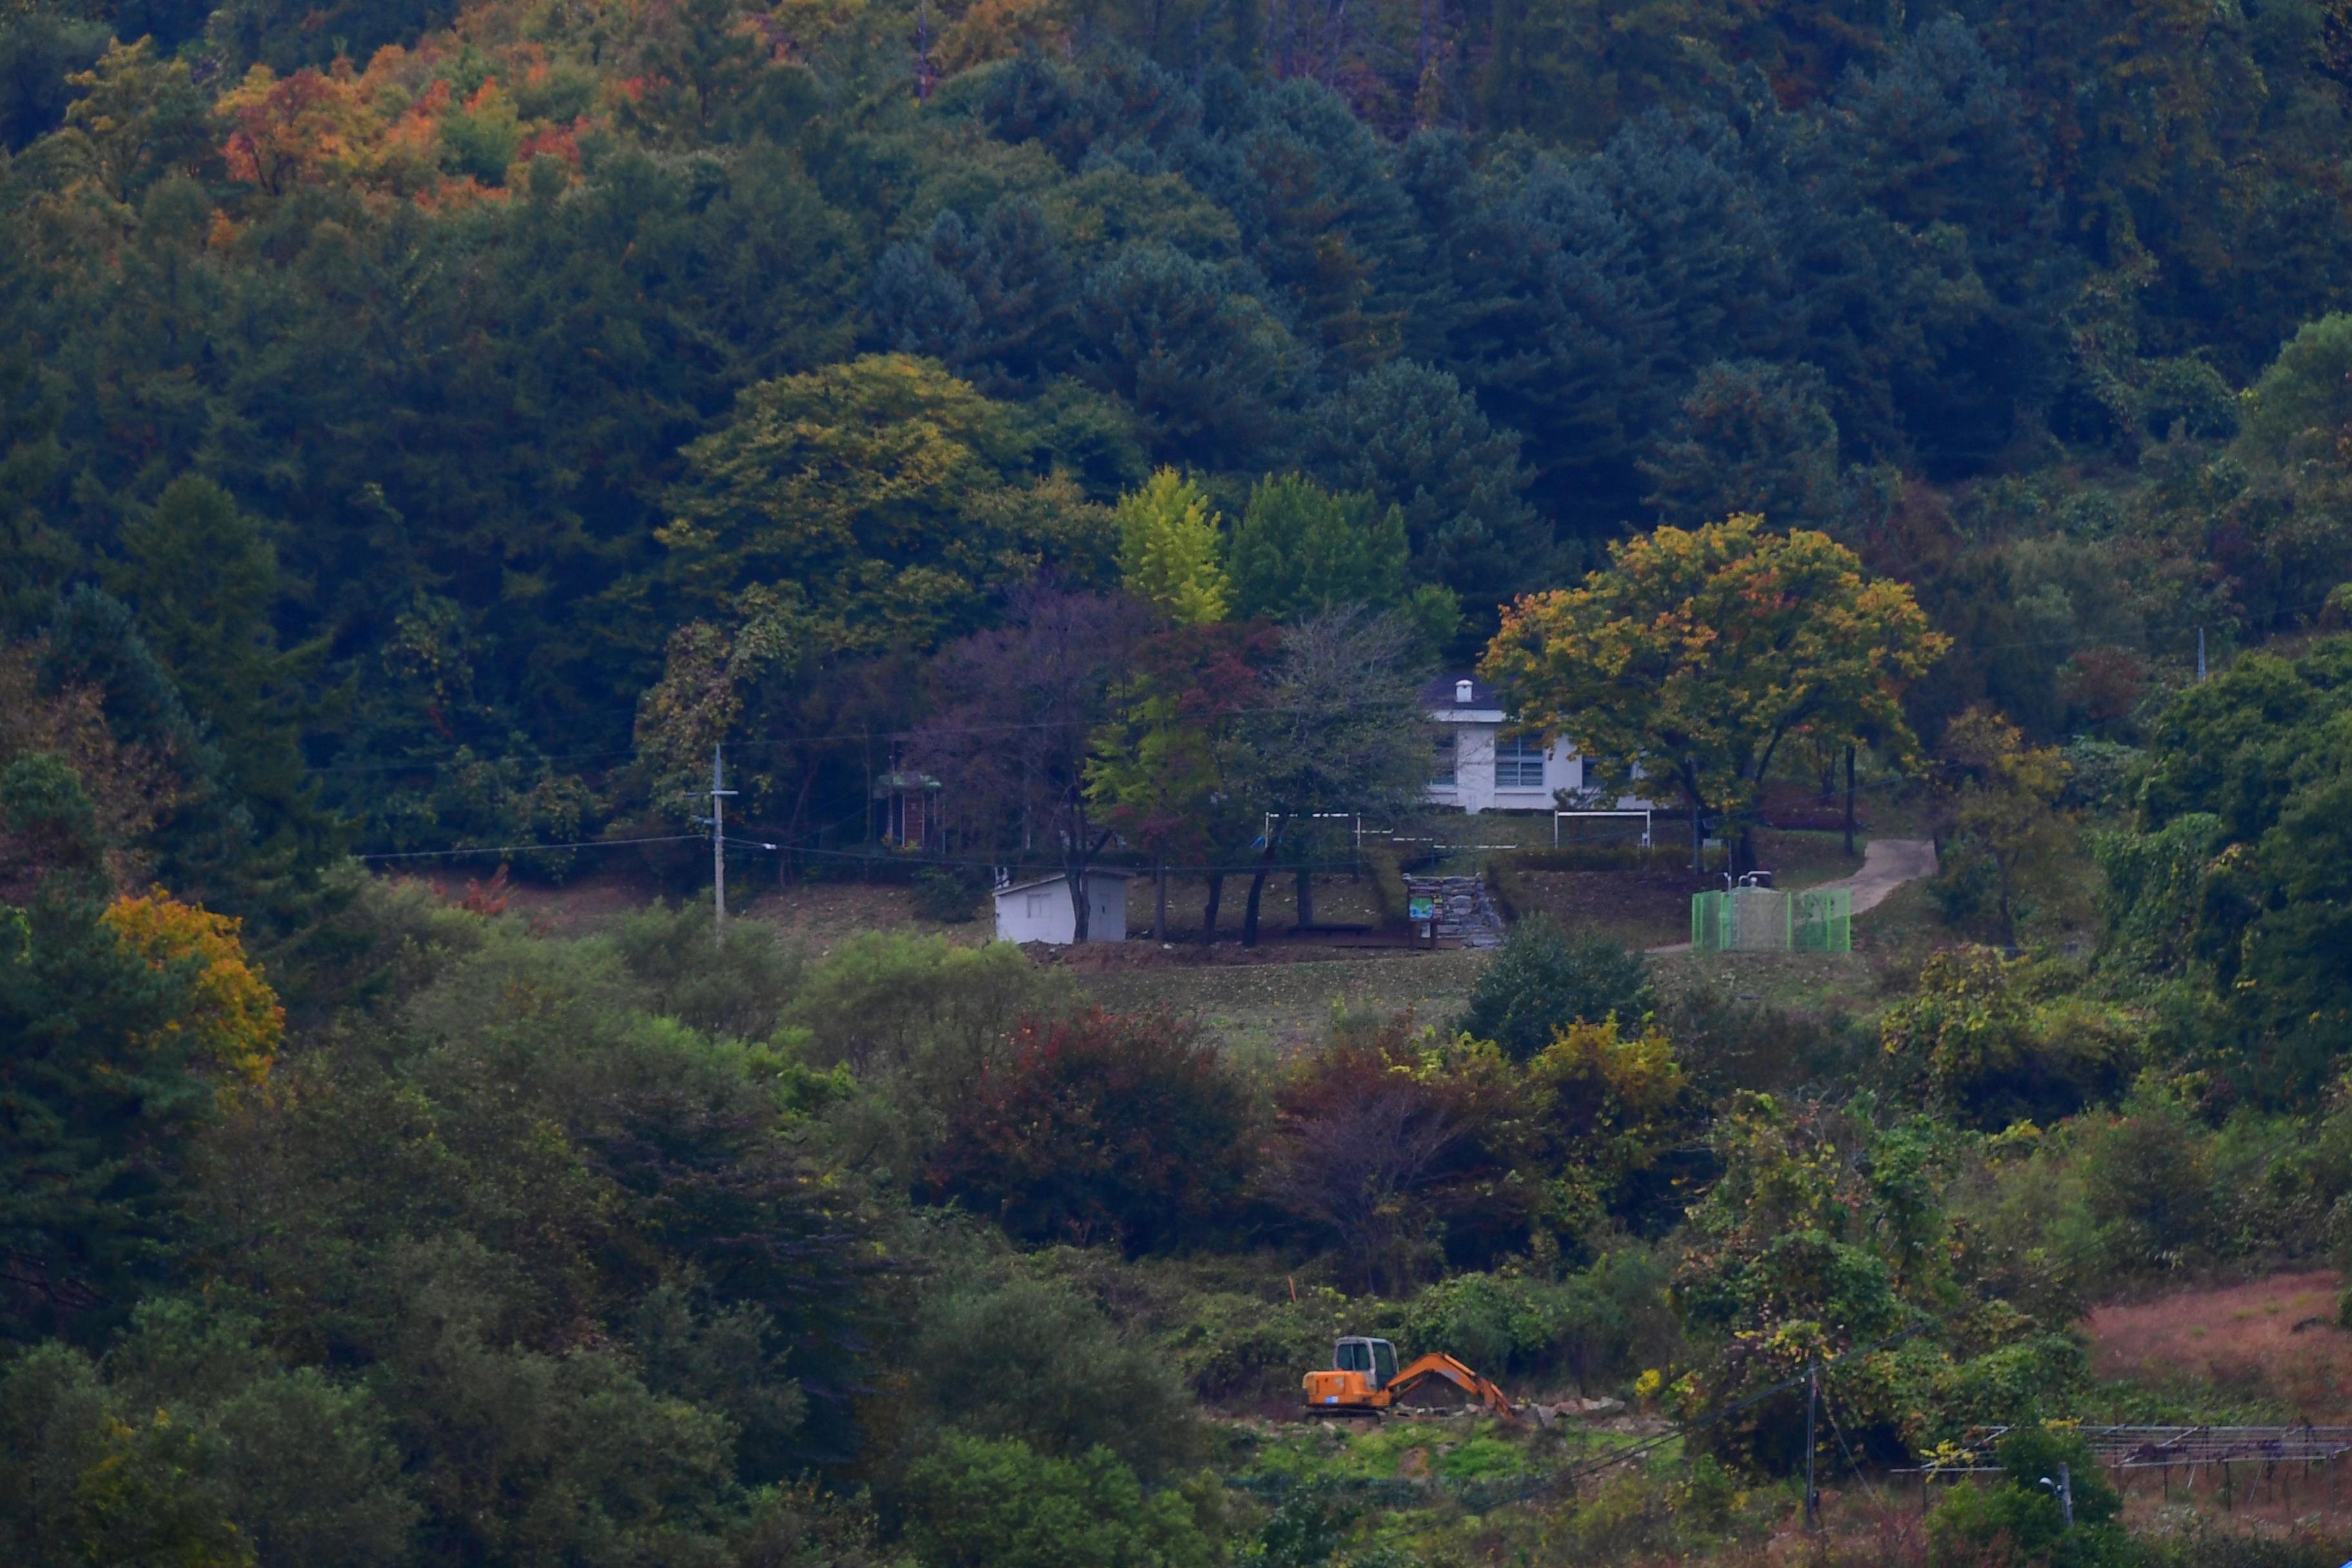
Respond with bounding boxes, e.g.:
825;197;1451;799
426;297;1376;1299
1424;673;1504;710
992;867;1137;899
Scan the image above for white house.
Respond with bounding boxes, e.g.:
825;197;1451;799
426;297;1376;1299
992;868;1132;945
1424;674;1646;815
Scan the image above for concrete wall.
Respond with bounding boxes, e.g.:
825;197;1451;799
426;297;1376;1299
992;873;1129;945
1425;717;1586;814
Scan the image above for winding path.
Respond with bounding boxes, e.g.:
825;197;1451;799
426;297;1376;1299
1647;838;1939;955
1819;837;1939;916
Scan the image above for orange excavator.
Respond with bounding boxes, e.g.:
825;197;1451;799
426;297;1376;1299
1302;1337;1520;1422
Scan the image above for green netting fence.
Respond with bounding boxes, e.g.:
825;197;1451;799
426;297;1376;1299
1690;887;1852;953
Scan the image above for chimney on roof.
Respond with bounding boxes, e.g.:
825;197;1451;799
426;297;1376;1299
1455;679;1475;704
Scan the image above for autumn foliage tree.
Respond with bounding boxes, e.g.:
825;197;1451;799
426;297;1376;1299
101;889;284;1086
1260;1021;1515;1292
1084;620;1278;943
920;1010;1253;1253
909;589;1150;943
1484;515;1947;871
1931;706;2073;946
1;759;280;1339
1113;467;1229;627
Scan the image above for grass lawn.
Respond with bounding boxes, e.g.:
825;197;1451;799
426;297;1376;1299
1649;948;1889;1020
1077;950;1491;1061
1123;868;1389;939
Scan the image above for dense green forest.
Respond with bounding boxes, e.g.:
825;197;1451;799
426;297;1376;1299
10;0;2352;1564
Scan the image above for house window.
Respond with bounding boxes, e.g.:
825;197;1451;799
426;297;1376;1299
1025;893;1048;917
1432;732;1457;785
1495;735;1547;789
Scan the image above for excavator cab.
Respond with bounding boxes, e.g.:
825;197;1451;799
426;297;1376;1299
1335;1337;1398;1388
1304;1337;1399;1415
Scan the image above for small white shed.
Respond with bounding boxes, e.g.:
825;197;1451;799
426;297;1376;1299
992;869;1131;945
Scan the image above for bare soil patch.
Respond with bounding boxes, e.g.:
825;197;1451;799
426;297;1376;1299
2086;1271;2352;1418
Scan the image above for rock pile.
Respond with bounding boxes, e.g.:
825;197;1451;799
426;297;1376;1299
1402;874;1507;948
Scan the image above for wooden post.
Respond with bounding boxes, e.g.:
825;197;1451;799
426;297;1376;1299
709;746;735;947
1843;743;1857;856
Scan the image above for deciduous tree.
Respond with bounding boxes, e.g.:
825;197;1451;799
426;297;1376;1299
1483;515;1945;871
662;356;1113;647
908;589;1150;942
1112;467;1228;626
1230;609;1432;945
1932;705;2073;946
1084;621;1277;943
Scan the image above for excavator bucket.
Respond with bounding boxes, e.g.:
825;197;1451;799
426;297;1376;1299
1384;1353;1521;1424
1302;1340;1520;1424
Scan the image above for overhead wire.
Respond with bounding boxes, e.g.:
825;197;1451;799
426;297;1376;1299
358;833;705;861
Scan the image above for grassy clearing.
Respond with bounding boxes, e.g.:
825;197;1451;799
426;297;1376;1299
1077;950;1491;1059
1651;949;1889;1021
1122;869;1389;939
2086;1270;2352;1419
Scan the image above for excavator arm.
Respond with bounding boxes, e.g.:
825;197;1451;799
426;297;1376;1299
1384;1353;1520;1423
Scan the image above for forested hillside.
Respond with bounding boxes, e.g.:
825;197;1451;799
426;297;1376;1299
10;0;2352;868
10;3;2352;1565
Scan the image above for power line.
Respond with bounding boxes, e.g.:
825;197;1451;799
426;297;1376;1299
357;833;703;861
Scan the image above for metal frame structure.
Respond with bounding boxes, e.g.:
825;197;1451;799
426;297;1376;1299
1902;1426;2352;1475
1552;808;1654;848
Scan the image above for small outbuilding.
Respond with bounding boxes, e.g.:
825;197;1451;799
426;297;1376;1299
992;868;1132;945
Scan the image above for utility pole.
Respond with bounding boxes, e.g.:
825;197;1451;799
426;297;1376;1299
2197;627;2208;683
1803;1358;1820;1532
1843;743;1857;858
2041;1462;2075;1528
709;745;735;946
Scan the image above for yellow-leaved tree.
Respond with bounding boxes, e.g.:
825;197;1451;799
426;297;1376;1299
1482;514;1948;870
1113;468;1230;627
102;890;283;1086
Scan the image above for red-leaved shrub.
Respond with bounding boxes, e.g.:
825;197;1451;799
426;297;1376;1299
921;1010;1252;1253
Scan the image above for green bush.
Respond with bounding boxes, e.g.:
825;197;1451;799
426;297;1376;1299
2080;1104;2213;1271
1456;916;1653;1061
1164;1288;1391;1404
912;865;985;923
899;1434;1218;1568
1395;1255;1681;1389
784;931;1066;1073
1925;1427;2126;1568
1401;1272;1547;1375
908;1275;1199;1479
607;901;805;1041
1932;1334;2093;1434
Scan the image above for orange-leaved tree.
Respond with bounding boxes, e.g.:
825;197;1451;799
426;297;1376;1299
1482;514;1947;871
101;890;283;1086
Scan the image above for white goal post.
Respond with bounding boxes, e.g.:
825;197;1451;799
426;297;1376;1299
1553;808;1654;849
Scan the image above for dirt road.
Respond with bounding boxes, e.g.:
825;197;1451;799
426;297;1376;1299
1818;838;1938;915
1649;837;1937;954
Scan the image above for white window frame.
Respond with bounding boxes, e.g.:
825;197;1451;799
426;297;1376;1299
1494;734;1547;790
